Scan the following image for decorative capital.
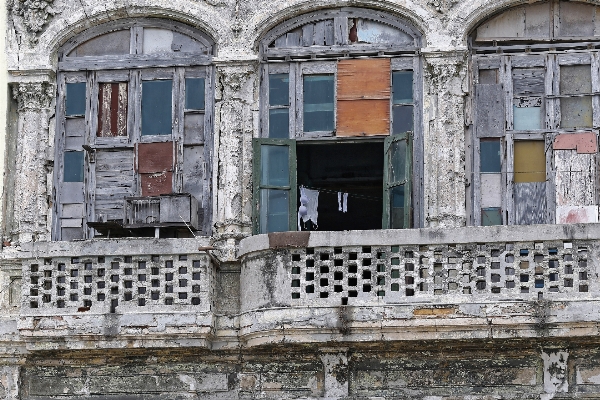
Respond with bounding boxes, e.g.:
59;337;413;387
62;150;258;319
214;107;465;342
12;82;54;111
428;0;458;14
10;0;57;41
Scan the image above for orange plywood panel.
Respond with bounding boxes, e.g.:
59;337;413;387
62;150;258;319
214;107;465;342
337;99;390;137
337;58;391;100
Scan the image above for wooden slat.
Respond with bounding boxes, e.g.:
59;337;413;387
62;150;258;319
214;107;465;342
337;99;390;137
140;171;173;196
514;140;545;183
514;182;547;224
474;84;504;138
137;142;174;173
555;150;596;207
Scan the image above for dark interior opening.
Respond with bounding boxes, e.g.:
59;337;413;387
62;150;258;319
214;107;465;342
297;141;383;231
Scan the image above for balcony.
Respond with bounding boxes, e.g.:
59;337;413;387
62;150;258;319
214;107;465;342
18;238;215;351
238;224;600;347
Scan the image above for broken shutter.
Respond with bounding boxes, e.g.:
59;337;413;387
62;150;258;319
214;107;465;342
383;132;412;229
253;138;297;234
337;59;391;136
137;142;175;196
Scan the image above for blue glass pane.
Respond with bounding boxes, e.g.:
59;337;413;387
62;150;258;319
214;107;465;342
185;78;205;110
393;71;413;104
480;140;501;173
269;74;289;106
64;151;84;182
303;75;334;132
269;108;289;138
392;105;413;134
261;145;289;187
390;139;407;184
390;185;405;229
513;106;542;130
481;207;502;226
260;189;289;233
142;80;172;135
66;82;86;116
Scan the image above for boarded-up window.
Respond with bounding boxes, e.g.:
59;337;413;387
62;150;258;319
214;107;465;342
64;151;84;182
513;68;544;130
66;83;86;117
480;139;502;226
138;142;174;196
185;78;205;110
514;140;547;225
141;80;173;136
560;65;592;129
514;140;545;183
303;75;334;133
337;59;391;136
98;83;128;137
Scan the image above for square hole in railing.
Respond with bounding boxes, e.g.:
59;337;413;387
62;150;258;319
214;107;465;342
57;300;65;308
56;287;64;296
334;247;342;254
491;262;500;270
192;285;200;293
110;275;119;283
292;253;301;262
391;283;399;291
306;272;314;281
477;268;485;277
406;276;414;285
491;249;500;258
391;258;400;266
70;282;78;290
165;260;173;268
320;278;328;287
463;287;471;294
564;254;573;262
377;290;385;296
419;283;428;291
362;246;371;254
549;273;558;281
534;254;544;263
30;276;39;285
579;247;588;256
448;282;458;290
535;279;544;288
391;269;400;279
406;263;415;272
151;291;159;300
97;268;105;277
334;259;343;267
348;290;358;297
124;256;133;263
180;266;189;274
179;292;187;300
165;273;173;281
362;270;371;280
292;292;300;299
151;279;159;288
292;279;300;287
363;284;371;292
320;292;329;298
44;258;52;265
111;287;118;295
83;299;92;308
334;285;343;293
579;271;588;280
564;265;573;275
165;298;173;305
69;294;77;302
363;259;372;266
125;280;133;289
348;265;358;274
549;287;559;292
179;255;187;261
84;275;92;283
57;277;66;284
476;281;486;290
179;279;187;287
30;288;39;296
30;301;38;308
506;280;515;289
341;297;348;305
84;288;91;296
320;253;330;261
377;276;385;285
85;262;93;270
138;287;146;294
192;260;200;268
377;252;385;260
71;270;78;277
349;252;358;260
434;289;443;295
97;293;105;301
477;256;486;263
434;264;443;272
111;262;119;269
348;278;357;286
420;256;429;265
71;258;80;264
549;260;559;269
306;248;314;255
43;281;52;290
580;285;589;292
520;274;529;282
138;274;146;282
419;269;429;279
58;263;66;272
124;292;132;301
579;260;588;269
377;264;385;273
521;287;529;293
535;266;544;275
520;261;529;269
306;285;314;293
292;267;300;274
44;270;52;278
306;260;315;268
334;271;343;280
138;298;146;306
151;255;160;262
98;257;105;264
548;248;558;255
165;285;173;293
193;272;201;280
491;287;501;293
564;278;573;287
491;274;500;283
97;281;105;289
320;266;329;274
191;297;201;305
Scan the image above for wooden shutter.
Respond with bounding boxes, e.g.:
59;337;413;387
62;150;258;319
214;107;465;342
137;142;175;196
337;59;391;137
383;132;412;228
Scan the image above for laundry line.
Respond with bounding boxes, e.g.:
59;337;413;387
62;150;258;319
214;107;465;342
298;185;383;202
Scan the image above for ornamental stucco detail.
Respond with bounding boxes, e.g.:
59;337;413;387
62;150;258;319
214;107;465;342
10;0;56;41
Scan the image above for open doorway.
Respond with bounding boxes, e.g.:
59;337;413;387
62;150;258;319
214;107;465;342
296;141;384;231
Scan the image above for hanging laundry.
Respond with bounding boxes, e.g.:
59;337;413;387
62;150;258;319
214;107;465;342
338;192;348;212
298;187;319;230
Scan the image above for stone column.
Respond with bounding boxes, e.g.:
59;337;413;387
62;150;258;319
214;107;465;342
0;365;20;399
10;81;53;244
422;50;468;228
212;61;258;259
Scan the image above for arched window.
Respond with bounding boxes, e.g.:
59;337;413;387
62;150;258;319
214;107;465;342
54;19;214;240
254;8;422;234
470;0;600;226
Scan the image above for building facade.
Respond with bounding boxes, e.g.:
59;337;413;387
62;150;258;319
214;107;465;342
3;0;600;398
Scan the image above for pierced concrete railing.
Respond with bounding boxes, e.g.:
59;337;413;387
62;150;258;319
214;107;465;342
238;225;600;311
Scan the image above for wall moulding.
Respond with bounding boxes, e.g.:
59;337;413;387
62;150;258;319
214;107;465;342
11;82;54;111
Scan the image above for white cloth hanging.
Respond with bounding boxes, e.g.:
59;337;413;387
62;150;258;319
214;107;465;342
338;192;348;212
298;187;319;230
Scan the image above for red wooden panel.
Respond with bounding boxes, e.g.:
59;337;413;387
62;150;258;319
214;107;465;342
98;83;127;137
137;142;174;173
140;172;173;196
554;132;597;154
337;99;390;136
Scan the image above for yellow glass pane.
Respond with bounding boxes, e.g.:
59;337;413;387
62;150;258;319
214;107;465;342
514;140;545;183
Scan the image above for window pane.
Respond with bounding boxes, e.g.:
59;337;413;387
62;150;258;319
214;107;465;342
513;105;542;130
560;96;592;128
481;207;502;226
479;69;498;84
98;82;128;137
514;140;545;183
480;139;501;173
185;78;205;110
142;80;172;135
392;105;413;134
390;139;407;184
269;74;289;106
560;65;592;95
390;185;406;229
260;145;289;187
303;75;334;132
269;108;289;138
393;71;413;104
66;82;86;116
64;151;84;182
260;189;289;233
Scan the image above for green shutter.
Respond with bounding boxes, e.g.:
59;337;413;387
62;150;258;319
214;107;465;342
383;132;412;229
253;138;297;234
